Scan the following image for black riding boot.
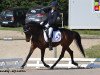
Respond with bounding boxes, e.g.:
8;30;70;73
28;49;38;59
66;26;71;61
49;38;53;50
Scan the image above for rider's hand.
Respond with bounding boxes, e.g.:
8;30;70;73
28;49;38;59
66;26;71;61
40;21;43;25
45;23;49;28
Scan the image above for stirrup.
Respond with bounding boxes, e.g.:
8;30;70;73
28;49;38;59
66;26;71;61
49;45;53;50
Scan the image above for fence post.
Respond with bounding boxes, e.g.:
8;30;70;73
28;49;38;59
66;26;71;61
61;13;64;28
68;60;72;68
36;61;40;68
54;47;57;58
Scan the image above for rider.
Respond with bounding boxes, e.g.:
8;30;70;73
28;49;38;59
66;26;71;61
41;1;61;50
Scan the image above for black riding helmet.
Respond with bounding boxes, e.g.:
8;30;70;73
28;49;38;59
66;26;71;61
50;1;58;7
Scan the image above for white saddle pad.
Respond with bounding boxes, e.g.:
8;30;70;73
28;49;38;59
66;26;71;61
43;30;61;42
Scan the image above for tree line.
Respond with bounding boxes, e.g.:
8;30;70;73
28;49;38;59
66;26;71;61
0;0;68;12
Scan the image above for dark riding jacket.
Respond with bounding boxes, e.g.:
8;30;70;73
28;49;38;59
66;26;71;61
43;10;61;28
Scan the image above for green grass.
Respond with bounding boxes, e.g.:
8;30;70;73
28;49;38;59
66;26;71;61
85;45;100;58
64;26;100;35
0;27;23;32
0;26;100;35
73;30;100;35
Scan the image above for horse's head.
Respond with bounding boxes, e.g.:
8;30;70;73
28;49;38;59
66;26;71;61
23;25;31;42
23;21;43;42
24;30;31;42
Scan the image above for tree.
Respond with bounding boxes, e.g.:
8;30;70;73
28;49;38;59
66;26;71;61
0;0;68;14
58;0;68;11
0;0;38;11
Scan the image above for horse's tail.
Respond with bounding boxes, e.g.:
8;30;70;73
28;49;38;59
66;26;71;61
73;31;85;57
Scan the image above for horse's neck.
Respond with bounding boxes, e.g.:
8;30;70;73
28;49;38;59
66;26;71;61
36;29;44;40
31;29;43;39
38;29;43;37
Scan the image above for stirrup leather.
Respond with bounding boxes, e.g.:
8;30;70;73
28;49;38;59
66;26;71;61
48;38;53;50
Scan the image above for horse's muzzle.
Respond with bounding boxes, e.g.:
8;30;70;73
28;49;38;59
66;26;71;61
26;38;30;42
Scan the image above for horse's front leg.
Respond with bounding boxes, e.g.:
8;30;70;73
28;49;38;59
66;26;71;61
50;47;66;69
21;44;36;69
41;48;50;68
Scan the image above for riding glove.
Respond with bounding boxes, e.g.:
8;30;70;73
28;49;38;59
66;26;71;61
40;21;43;25
45;23;49;28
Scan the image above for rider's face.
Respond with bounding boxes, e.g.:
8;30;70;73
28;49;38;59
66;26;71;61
52;6;57;10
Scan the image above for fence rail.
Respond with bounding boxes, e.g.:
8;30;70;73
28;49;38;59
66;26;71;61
27;58;100;68
0;58;100;69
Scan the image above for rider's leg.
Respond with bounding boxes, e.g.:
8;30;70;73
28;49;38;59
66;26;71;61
48;27;53;50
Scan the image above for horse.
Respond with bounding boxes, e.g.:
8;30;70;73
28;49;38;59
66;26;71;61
21;21;85;69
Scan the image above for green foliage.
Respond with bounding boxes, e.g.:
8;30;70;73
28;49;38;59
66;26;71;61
0;0;68;12
58;0;68;12
74;30;100;35
0;27;23;31
20;0;37;8
0;0;38;11
1;0;16;9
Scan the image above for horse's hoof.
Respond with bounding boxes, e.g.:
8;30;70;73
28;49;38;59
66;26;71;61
46;65;50;68
21;66;24;69
77;66;85;69
21;67;24;69
50;66;54;69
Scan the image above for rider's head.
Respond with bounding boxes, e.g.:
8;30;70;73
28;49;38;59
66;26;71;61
50;1;58;10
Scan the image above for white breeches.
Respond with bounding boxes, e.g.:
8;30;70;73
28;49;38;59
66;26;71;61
48;27;53;38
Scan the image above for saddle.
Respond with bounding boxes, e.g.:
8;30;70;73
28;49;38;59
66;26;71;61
43;28;61;42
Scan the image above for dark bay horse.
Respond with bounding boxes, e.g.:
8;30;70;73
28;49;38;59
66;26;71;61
21;21;85;69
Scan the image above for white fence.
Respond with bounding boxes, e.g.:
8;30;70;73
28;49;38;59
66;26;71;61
27;58;100;68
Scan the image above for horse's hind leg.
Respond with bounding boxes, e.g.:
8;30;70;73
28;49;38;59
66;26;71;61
50;47;66;69
67;47;78;67
41;49;50;68
21;45;36;69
